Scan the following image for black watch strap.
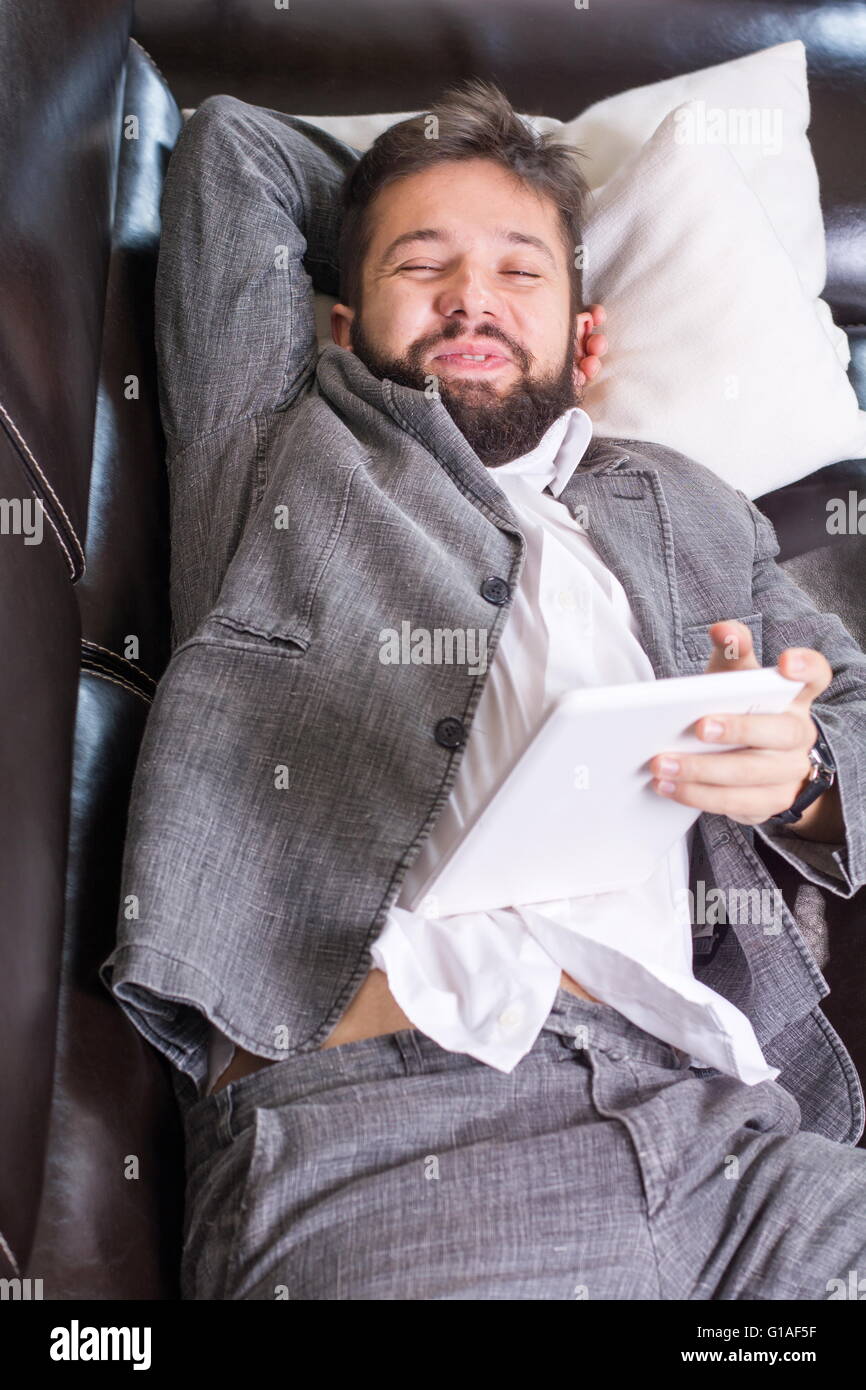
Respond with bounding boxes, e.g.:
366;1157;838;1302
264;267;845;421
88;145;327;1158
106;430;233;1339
775;728;837;825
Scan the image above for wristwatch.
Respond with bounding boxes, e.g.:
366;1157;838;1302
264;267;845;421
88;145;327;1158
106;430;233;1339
775;727;837;825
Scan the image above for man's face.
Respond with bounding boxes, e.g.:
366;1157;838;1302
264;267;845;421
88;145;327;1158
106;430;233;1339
331;158;593;466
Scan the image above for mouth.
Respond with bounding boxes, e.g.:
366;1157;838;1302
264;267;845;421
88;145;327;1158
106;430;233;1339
432;348;512;373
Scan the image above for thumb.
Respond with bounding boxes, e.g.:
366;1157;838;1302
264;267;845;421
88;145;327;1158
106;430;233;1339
703;620;760;674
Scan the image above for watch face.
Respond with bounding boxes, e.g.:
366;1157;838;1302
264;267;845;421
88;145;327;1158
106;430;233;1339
813;732;836;774
809;745;834;789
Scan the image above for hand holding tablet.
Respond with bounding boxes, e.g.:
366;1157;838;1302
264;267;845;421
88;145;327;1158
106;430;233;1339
649;621;836;831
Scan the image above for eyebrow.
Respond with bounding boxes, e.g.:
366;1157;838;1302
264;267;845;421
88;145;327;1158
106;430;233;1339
377;225;558;269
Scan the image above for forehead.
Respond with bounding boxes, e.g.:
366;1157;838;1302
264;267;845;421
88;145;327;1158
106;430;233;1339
368;159;565;256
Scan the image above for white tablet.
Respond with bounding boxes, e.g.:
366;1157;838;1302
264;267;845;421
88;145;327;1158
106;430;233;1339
406;666;805;917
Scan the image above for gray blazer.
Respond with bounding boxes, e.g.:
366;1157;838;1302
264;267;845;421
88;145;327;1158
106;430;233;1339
99;95;866;1140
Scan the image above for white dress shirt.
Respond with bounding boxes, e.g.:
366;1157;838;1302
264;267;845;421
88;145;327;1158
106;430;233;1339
208;406;780;1092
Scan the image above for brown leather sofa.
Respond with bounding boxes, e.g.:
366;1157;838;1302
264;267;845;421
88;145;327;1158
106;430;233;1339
3;0;864;1301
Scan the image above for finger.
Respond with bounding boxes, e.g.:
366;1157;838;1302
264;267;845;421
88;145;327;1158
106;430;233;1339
685;708;809;751
651;777;800;825
581;355;601;380
576;333;605;368
650;746;808;787
583;337;608;369
776;646;834;710
585;332;608;359
586;303;606;327
704;620;760;673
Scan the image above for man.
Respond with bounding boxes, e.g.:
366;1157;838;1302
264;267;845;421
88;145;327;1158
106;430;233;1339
101;78;866;1300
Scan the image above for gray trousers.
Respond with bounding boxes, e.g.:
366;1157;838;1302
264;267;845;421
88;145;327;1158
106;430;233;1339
174;988;866;1300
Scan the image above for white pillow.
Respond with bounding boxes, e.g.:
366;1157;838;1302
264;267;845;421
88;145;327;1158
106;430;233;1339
541;39;849;368
579;102;866;496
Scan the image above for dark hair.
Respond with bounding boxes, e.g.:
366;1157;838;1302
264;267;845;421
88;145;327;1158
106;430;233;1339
337;77;590;319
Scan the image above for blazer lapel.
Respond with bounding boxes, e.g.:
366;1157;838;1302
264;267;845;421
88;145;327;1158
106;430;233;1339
557;449;683;683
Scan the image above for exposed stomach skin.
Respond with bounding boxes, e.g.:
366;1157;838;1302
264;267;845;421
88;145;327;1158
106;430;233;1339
211;967;599;1093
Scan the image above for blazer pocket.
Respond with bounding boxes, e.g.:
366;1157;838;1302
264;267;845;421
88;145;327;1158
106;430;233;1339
203;612;312;657
681;612;763;670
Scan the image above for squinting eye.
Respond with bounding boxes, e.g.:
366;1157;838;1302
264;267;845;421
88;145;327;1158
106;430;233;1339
401;265;540;277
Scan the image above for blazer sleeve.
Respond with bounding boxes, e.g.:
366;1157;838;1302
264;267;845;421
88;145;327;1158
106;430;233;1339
736;488;866;899
153;96;359;649
154;93;358;449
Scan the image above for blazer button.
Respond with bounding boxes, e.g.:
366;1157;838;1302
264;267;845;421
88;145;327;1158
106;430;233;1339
434;717;466;748
480;575;511;605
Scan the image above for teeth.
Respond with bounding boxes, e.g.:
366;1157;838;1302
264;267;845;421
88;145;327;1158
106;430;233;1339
456;354;488;361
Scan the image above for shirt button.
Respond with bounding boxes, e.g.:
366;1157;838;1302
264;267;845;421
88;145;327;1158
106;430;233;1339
497;1002;526;1032
434;717;466;749
480;576;511;605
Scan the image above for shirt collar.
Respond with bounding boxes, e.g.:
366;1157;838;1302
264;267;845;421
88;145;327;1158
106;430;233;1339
487;406;593;498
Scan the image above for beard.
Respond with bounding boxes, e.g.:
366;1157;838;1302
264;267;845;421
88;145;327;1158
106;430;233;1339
347;313;582;467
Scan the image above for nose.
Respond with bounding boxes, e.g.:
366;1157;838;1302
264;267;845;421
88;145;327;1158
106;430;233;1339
435;267;504;323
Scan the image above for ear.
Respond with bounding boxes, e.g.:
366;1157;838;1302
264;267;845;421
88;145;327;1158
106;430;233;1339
331;303;355;349
572;308;595;365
